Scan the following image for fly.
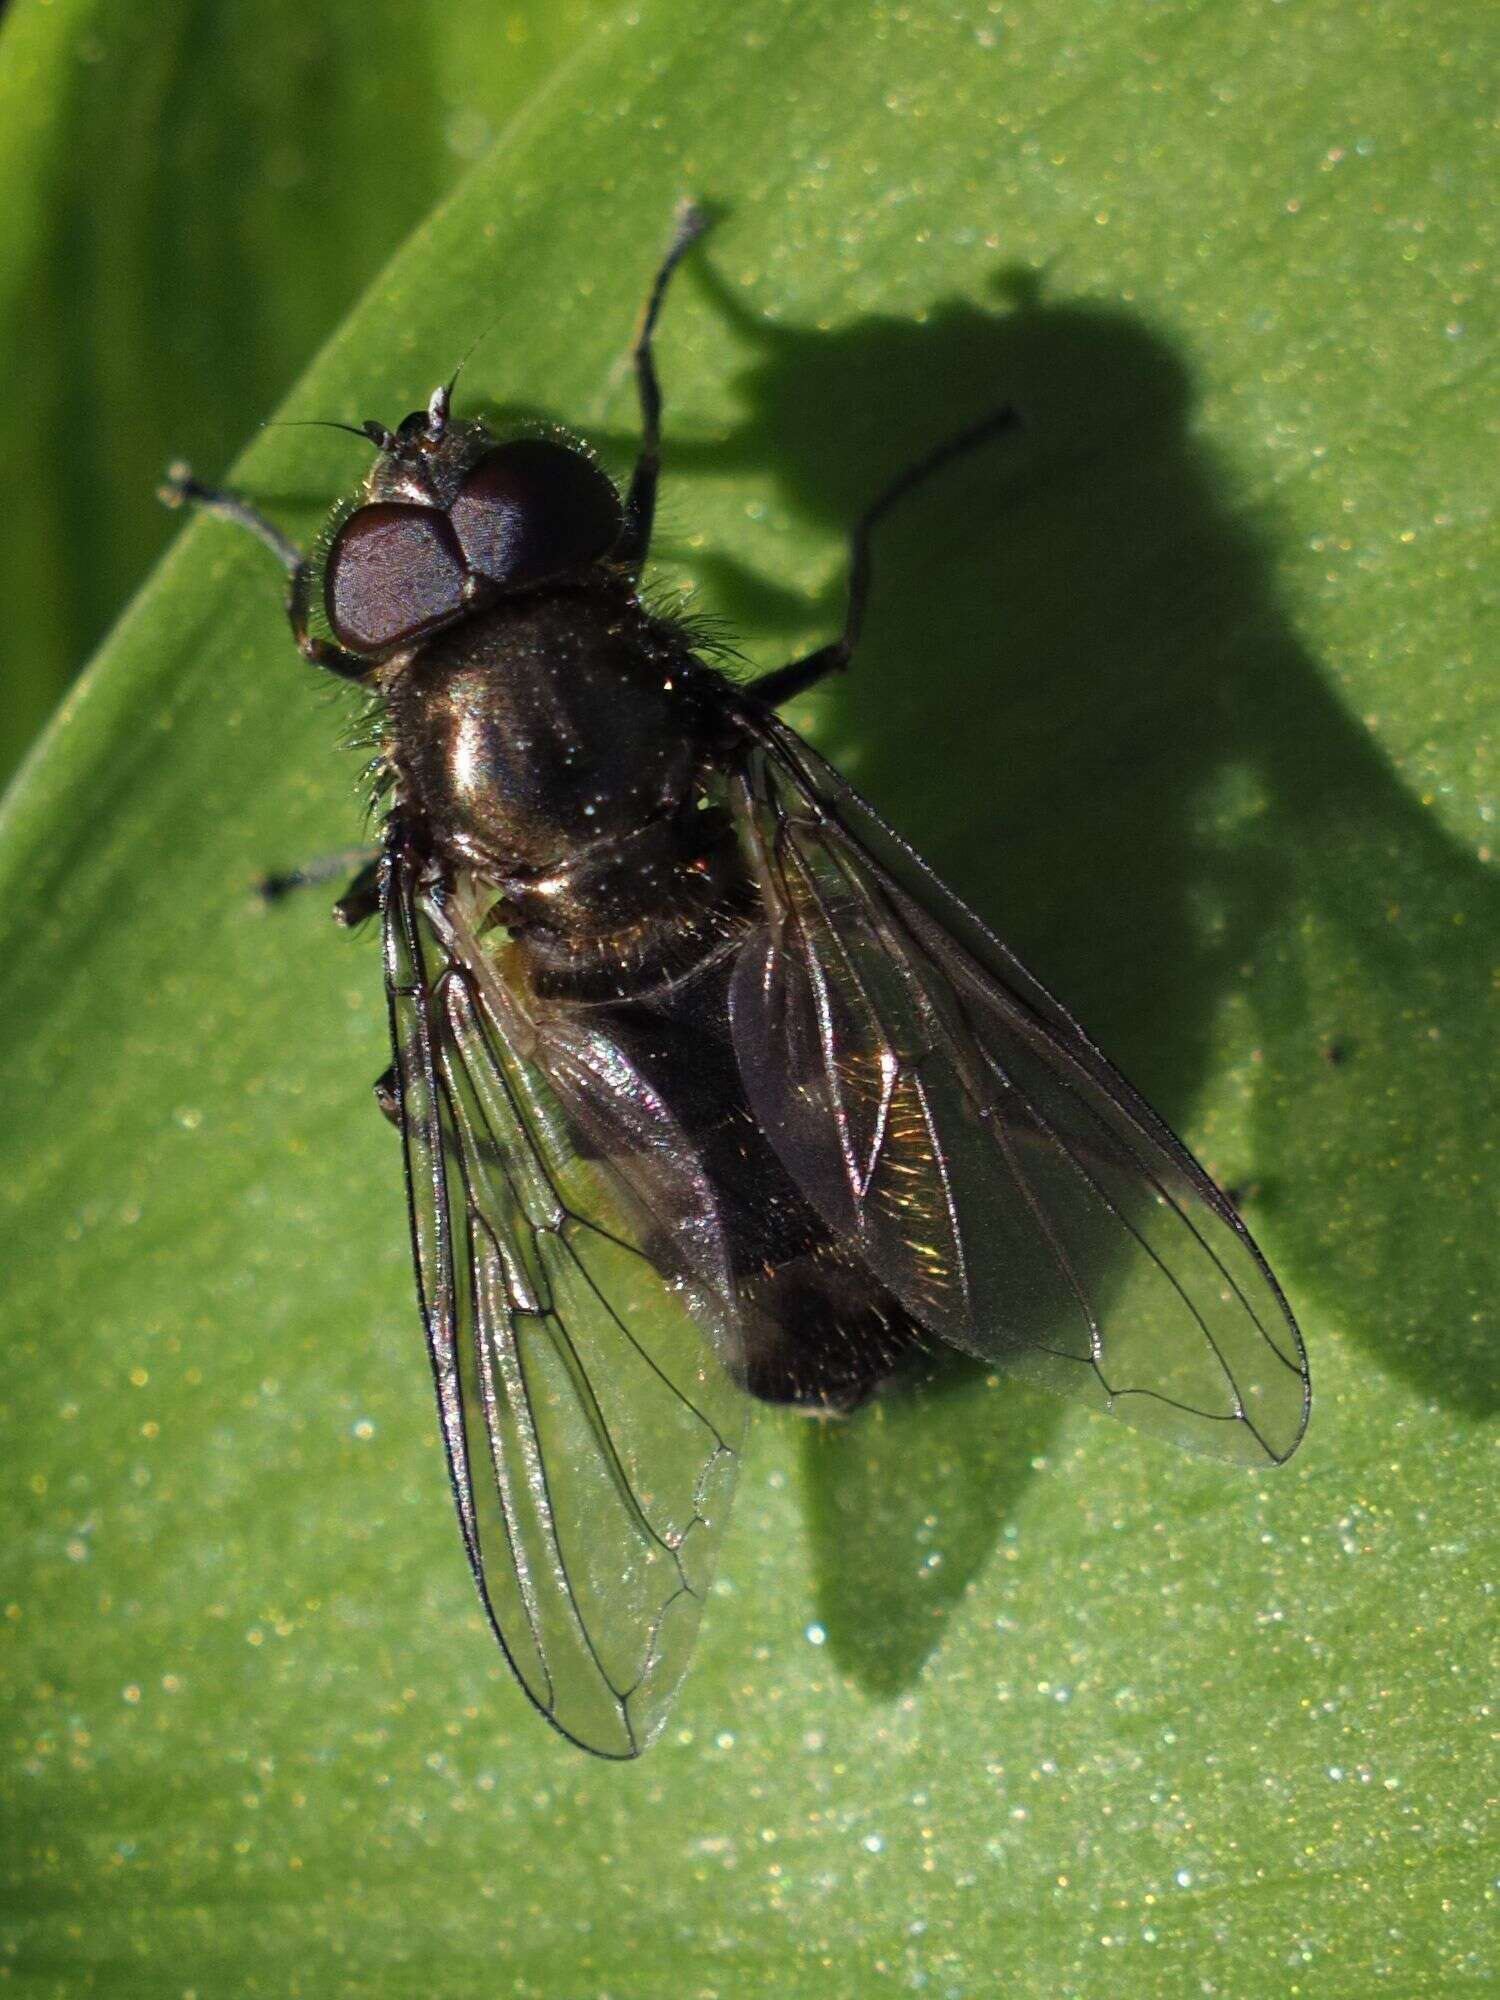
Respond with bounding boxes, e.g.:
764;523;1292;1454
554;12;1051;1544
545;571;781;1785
161;204;1310;1758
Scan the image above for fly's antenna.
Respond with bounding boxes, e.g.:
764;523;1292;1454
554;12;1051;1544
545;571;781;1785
263;418;377;443
263;416;398;451
439;294;518;418
444;327;488;407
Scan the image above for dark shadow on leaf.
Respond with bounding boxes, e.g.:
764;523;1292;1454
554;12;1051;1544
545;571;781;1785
618;255;1493;1692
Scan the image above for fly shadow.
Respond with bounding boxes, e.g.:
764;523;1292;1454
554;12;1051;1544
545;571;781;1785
406;247;1496;1700
567;254;1493;1700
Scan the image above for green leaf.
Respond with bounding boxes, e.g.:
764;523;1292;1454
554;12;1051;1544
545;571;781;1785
0;0;607;780
3;1;1494;1994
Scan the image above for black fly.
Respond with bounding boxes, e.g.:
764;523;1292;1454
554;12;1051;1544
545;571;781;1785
161;205;1310;1758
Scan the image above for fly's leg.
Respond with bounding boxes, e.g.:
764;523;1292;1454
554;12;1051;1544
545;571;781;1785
158;462;302;568
747;404;1024;707
373;1063;401;1127
274;848;382;924
616;201;711;575
257;849;382;911
160;465;383;915
332;856;383;926
158;461;371;683
256;851;381;932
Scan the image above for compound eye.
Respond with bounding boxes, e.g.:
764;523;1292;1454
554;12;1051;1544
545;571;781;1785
449;439;622;589
325;503;466;652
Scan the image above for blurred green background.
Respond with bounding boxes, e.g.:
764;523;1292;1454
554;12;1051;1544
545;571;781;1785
1;1;1494;1995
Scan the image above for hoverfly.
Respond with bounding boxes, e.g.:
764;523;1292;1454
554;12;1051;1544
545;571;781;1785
162;205;1310;1758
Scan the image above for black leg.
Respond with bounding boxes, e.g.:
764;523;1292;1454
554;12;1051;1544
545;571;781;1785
257;850;381;922
159;462;371;683
747;403;1023;707
616;201;711;574
373;1064;401;1127
159;461;302;569
331;857;384;927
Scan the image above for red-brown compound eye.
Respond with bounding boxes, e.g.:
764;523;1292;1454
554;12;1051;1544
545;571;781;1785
325;503;467;653
449;439;623;589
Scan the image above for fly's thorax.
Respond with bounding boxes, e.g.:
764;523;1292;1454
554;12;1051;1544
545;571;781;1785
510;810;758;1001
382;584;708;876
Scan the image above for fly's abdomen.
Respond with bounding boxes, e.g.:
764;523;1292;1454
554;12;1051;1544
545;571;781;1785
594;947;927;1412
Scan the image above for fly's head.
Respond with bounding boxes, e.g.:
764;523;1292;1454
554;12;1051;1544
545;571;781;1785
322;382;625;659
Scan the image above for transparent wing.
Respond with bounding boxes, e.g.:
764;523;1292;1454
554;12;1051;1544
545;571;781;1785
727;709;1310;1466
383;842;746;1758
